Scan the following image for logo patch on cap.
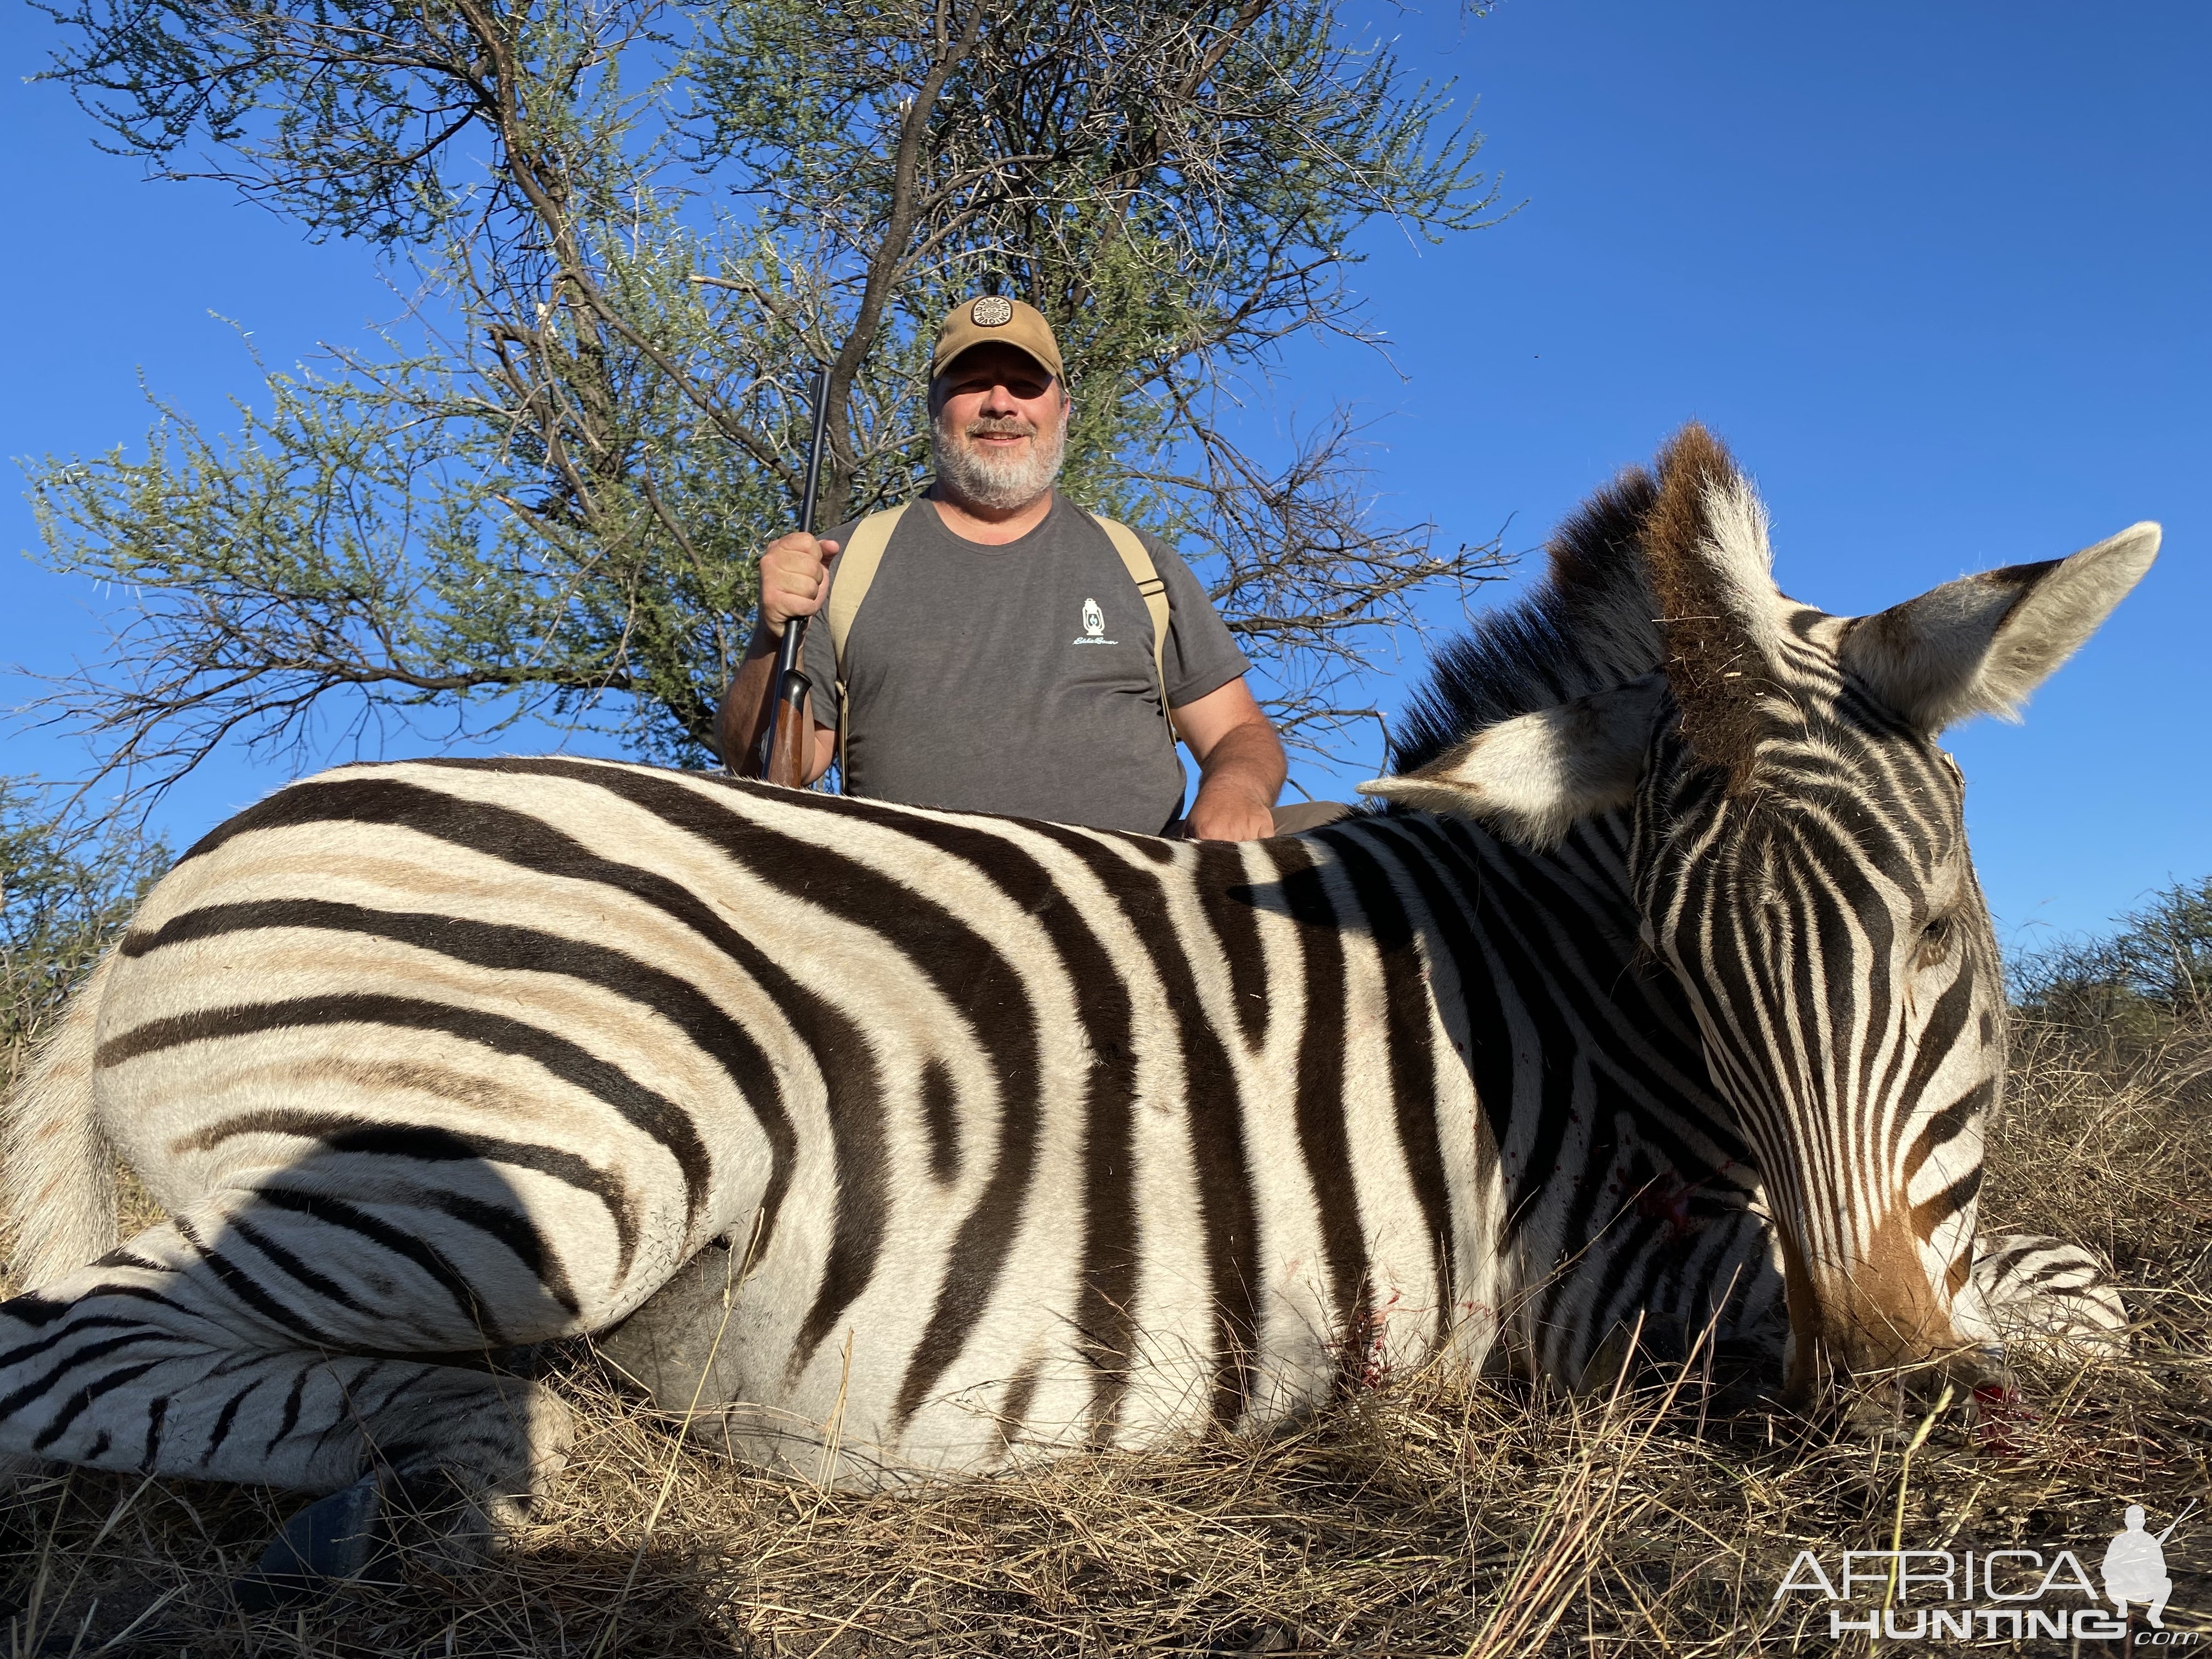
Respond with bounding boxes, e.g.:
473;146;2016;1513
970;295;1015;328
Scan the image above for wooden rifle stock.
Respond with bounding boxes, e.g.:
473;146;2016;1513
757;363;835;785
761;678;813;788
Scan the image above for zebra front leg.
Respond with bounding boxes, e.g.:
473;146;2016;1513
222;1358;572;1608
0;1191;582;1604
1969;1233;2130;1358
229;1368;571;1611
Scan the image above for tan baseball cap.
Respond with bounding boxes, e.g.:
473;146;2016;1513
930;295;1065;384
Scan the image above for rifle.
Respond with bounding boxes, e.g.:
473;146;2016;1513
2157;1499;2198;1545
756;363;835;787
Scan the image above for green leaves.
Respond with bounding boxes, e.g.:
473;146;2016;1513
0;782;168;1066
35;0;667;246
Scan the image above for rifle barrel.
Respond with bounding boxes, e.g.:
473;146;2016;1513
2157;1498;2197;1544
759;364;834;782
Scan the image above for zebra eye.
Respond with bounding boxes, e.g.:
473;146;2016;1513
1917;913;1955;965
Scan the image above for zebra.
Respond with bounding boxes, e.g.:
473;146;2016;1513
0;425;2146;1601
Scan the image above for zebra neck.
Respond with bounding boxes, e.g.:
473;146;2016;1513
1333;808;1746;1192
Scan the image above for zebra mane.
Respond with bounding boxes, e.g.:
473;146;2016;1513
1391;461;1668;775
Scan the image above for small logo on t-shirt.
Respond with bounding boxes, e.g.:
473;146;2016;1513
1074;597;1115;645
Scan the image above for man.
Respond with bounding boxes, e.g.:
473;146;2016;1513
720;297;1290;839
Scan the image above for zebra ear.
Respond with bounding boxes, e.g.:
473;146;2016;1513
1641;423;1785;788
1358;676;1667;847
1839;523;2159;733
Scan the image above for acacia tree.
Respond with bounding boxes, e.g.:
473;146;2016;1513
25;0;1506;793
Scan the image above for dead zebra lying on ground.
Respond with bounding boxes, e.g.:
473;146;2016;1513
0;424;2143;1605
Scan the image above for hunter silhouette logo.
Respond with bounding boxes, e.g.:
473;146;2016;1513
1073;597;1114;645
2104;1502;2193;1629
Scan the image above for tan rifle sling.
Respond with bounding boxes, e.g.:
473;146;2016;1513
822;504;1178;786
1089;514;1178;742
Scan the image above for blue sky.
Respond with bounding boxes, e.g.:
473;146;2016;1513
2;1;2204;947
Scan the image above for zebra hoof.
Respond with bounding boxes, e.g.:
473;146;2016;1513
230;1474;397;1611
379;1461;515;1572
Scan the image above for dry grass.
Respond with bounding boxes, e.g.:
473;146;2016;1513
4;1014;2209;1656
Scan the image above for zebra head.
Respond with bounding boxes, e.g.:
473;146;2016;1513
1368;426;2157;1401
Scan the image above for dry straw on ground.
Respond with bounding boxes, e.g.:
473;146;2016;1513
3;985;2208;1656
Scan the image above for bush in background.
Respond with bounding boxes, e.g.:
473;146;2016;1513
1988;878;2212;1304
2012;876;2212;1057
0;782;169;1086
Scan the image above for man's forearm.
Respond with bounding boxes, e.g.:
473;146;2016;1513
718;624;785;774
1186;718;1285;837
1195;721;1285;803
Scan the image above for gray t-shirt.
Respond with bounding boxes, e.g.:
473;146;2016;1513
798;493;1250;832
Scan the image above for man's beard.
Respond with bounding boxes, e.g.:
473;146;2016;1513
931;408;1067;512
